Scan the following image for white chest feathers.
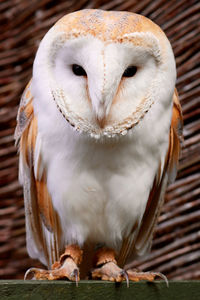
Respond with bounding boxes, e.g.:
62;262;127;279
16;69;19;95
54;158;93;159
35;91;171;249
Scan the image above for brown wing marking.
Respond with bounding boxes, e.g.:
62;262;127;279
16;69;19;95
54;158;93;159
35;171;62;266
118;89;183;267
15;80;34;145
167;89;183;183
18;89;62;268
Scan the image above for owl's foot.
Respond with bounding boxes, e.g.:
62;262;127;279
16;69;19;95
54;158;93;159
24;244;82;284
91;247;168;286
91;247;128;284
92;261;128;283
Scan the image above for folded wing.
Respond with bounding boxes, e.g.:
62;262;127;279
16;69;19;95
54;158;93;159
15;81;62;268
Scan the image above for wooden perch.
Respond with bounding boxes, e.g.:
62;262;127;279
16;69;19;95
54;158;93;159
0;280;200;300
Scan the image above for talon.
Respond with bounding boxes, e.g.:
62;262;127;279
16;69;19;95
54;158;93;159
121;270;129;287
72;268;79;287
24;267;36;280
152;272;169;287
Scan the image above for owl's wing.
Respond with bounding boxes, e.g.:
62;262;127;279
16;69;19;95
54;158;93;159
15;81;33;145
118;89;183;267
15;81;61;268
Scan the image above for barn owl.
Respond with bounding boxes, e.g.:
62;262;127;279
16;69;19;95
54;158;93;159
15;9;182;283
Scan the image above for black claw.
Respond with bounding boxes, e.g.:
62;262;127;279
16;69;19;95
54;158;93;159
121;270;129;288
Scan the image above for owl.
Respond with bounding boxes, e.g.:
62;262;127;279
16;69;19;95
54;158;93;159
15;9;182;283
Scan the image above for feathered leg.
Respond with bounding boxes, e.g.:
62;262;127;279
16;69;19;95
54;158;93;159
25;244;82;283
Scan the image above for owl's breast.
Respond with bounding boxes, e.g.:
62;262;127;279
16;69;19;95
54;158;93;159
42;128;167;248
35;87;171;248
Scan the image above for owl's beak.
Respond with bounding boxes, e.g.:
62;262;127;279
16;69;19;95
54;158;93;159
95;104;107;128
89;84;118;129
88;66;121;128
93;95;112;128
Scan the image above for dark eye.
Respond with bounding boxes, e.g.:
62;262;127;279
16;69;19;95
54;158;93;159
122;66;137;77
72;64;87;76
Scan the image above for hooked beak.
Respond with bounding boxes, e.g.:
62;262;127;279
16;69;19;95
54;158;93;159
95;101;107;128
88;80;120;129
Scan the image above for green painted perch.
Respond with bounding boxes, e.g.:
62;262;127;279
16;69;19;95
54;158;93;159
0;281;200;300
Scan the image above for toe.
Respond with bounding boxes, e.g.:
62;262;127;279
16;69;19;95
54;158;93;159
24;268;50;280
127;270;168;286
91;262;124;282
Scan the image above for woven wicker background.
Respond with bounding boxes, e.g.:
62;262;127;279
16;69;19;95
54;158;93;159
0;0;199;280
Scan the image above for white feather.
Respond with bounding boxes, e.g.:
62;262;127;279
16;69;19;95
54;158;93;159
25;16;176;263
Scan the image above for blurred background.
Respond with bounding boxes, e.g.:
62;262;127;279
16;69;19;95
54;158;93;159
0;0;199;280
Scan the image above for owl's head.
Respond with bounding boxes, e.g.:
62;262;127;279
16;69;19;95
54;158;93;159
33;9;176;138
